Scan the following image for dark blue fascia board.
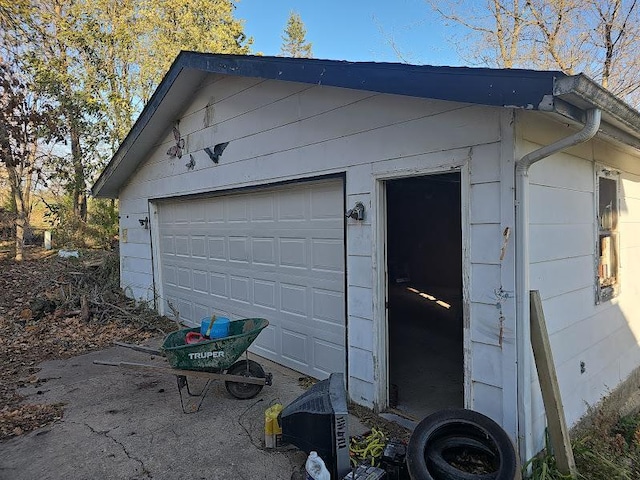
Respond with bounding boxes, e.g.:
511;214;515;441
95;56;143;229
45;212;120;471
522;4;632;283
92;52;566;197
180;51;566;109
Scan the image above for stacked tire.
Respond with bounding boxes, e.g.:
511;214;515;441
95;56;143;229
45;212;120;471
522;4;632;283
406;409;518;480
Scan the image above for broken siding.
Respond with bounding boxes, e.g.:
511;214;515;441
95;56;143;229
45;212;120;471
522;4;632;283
467;110;518;438
521;112;640;452
118;77;505;408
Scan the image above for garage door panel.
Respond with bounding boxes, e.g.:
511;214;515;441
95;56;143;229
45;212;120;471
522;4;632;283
313;289;344;324
177;268;191;289
191;236;207;258
175;299;193;323
157;179;345;378
314;339;344;375
164;266;177;286
279;238;306;268
280;284;307;316
209;272;228;298
281;329;309;364
192;270;208;293
251;193;276;220
193;303;209;322
173;204;190;224
189;202;206;223
278;191;306;219
161;235;175;254
253;279;276;309
254;324;278;354
230;276;250;303
278;315;344;343
311;186;343;219
227;197;249;221
252;238;276;265
208;237;226;260
312;239;344;271
175;236;190;256
229;237;249;262
206;202;225;223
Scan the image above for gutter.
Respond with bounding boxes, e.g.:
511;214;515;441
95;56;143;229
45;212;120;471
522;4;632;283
515;108;601;464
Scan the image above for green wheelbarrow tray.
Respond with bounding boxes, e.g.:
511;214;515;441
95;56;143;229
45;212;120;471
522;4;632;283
94;318;271;411
161;318;269;372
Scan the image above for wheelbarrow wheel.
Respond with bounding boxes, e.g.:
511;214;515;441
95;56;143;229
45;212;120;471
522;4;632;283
225;359;265;399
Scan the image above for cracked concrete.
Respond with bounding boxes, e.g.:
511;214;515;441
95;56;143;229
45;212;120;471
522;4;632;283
81;422;152;478
0;341;366;480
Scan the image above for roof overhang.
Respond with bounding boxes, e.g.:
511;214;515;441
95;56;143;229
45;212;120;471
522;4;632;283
92;52;640;198
539;74;640;151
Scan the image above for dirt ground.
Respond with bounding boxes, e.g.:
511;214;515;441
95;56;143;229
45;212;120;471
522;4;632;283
0;246;176;441
0;245;411;447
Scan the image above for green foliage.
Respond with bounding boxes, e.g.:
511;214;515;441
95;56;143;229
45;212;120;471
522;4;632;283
4;0;252;230
571;409;640;480
524;430;573;480
43;196;82;248
2;189;16;213
280;11;313;58
85;198;119;249
525;411;640;480
134;0;252;102
523;410;640;480
44;195;118;249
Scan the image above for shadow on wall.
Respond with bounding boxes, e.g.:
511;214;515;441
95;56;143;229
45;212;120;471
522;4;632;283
529;171;640;453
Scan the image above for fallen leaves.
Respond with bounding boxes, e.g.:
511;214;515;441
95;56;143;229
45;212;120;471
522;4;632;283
0;403;63;440
0;248;176;441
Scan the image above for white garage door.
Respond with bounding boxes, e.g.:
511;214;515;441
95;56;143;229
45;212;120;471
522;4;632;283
155;179;346;379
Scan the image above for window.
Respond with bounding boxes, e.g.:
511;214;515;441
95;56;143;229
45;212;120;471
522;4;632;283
597;169;619;303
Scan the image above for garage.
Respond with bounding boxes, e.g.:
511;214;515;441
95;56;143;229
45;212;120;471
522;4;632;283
153;178;346;379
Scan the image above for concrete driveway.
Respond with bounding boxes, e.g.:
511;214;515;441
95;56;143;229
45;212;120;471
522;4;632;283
0;341;362;480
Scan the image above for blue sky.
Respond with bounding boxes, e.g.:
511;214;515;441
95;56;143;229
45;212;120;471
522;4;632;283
234;0;463;66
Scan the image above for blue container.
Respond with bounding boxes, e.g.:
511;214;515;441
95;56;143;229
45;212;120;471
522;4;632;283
200;316;230;339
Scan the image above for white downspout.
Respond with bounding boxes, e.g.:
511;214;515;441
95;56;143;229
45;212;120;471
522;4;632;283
515;108;601;464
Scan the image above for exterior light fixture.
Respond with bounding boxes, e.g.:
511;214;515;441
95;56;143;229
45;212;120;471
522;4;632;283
346;202;365;221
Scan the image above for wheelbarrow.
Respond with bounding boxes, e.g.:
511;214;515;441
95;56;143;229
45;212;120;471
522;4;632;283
94;318;273;413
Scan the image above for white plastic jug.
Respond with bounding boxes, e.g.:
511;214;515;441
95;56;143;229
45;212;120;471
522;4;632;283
305;451;330;480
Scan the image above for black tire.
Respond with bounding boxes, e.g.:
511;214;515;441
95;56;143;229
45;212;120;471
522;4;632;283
224;359;265;399
427;436;498;480
406;409;517;480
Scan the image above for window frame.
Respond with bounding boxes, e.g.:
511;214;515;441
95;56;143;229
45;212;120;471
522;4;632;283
595;166;620;304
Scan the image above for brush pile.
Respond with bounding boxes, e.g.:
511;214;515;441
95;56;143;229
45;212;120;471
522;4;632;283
0;248;176;440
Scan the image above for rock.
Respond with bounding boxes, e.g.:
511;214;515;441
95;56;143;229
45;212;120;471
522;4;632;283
30;298;56;321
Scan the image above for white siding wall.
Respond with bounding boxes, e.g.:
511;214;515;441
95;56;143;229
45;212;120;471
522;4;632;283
118;76;513;428
118;199;155;302
520;112;640;452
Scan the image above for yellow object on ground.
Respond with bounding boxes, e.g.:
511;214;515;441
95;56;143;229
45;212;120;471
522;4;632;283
349;427;387;466
265;403;283;448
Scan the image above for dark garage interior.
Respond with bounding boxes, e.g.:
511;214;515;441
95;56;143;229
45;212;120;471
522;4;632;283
386;172;464;420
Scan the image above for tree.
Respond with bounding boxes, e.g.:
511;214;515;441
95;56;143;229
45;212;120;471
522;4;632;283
430;0;527;68
0;57;59;260
23;0;106;222
1;0;252;253
281;11;313;58
0;1;50;260
7;0;251;227
135;0;252;102
429;0;640;106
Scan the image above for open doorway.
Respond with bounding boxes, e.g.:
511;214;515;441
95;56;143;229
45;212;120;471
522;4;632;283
385;172;464;420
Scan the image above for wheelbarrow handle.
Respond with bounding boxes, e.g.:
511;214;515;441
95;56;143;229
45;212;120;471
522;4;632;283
93;360;268;385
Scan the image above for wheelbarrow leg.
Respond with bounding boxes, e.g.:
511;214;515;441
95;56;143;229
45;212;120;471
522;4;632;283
176;375;211;414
